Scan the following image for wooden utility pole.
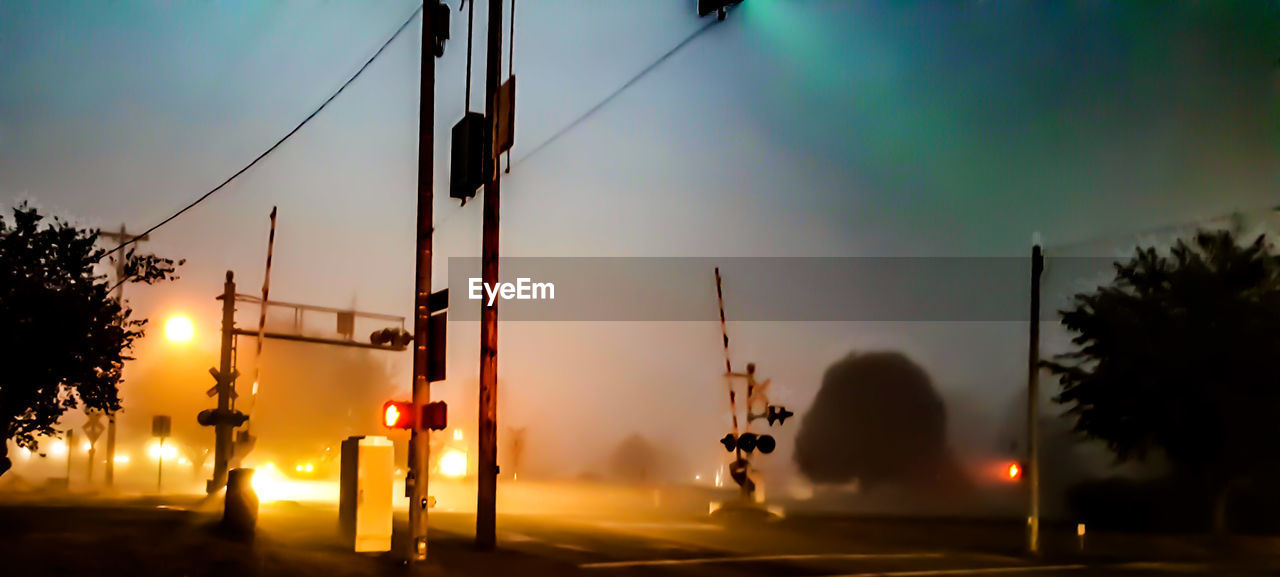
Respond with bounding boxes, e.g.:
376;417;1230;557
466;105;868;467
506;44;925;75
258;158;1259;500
97;225;148;489
476;0;505;551
1026;244;1044;555
210;271;238;493
408;2;438;563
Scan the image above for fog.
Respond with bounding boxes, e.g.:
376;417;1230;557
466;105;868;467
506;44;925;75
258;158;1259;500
2;1;1277;520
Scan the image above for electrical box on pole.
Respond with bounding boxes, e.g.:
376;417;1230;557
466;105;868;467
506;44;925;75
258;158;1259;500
450;112;491;200
429;312;446;382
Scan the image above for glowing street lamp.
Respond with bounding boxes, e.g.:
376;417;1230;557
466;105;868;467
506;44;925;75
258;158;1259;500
164;315;195;343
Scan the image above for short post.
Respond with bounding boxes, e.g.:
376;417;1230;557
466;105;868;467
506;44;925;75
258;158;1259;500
156;437;165;493
152;415;171;493
223;468;259;539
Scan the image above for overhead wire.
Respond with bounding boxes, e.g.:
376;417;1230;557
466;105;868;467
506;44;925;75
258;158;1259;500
100;4;426;260
430;9;723;236
101;3;724;244
509;17;720;169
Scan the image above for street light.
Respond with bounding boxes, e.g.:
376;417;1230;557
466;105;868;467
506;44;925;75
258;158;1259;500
164;314;195;343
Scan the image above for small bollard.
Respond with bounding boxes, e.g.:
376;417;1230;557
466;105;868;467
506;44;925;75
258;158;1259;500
223;468;259;539
1076;523;1086;553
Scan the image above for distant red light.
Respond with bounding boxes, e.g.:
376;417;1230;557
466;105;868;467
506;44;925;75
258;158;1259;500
1006;462;1021;481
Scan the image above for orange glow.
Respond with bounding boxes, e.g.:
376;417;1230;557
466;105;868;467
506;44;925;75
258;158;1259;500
164;315;195;343
1006;462;1021;480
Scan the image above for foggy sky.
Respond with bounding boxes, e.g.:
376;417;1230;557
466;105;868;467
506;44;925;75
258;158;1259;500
1;1;1277;488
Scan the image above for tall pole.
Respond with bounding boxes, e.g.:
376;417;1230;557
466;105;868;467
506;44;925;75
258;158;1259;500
65;430;75;485
86;438;96;485
211;271;237;493
1026;244;1043;555
99;224;147;489
407;2;437;563
476;0;505;551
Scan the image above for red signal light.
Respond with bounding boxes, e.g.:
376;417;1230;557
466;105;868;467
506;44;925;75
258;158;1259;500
383;401;413;429
1006;462;1022;481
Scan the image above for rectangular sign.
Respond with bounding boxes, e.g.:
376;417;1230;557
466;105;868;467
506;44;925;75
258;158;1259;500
152;415;171;438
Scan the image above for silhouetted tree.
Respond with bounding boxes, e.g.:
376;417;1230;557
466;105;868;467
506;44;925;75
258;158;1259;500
1046;230;1280;535
0;204;181;476
608;434;661;484
794;351;969;493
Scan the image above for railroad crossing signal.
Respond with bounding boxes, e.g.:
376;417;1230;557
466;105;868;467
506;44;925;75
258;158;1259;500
766;405;793;426
718;432;777;455
207;367;240;398
197;408;249;428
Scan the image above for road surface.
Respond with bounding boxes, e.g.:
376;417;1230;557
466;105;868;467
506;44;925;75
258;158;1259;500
0;496;1266;576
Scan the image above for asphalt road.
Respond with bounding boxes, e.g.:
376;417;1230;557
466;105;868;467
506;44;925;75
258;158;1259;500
425;510;1227;577
0;496;1267;577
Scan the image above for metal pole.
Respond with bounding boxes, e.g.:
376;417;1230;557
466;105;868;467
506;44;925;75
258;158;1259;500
157;437;164;493
211;271;236;493
104;413;116;488
1027;245;1043;555
476;0;505;551
407;2;437;563
86;443;95;486
65;430;74;486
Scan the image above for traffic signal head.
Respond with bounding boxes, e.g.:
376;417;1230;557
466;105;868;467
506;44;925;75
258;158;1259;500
720;433;736;452
1006;461;1023;481
756;434;776;454
381;400;448;431
431;2;450;58
423;401;448;431
383;401;413;429
371;328;413;349
698;0;742;19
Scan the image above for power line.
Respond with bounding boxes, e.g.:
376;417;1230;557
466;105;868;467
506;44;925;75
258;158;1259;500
430;14;722;237
511;17;720;168
102;4;425;261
